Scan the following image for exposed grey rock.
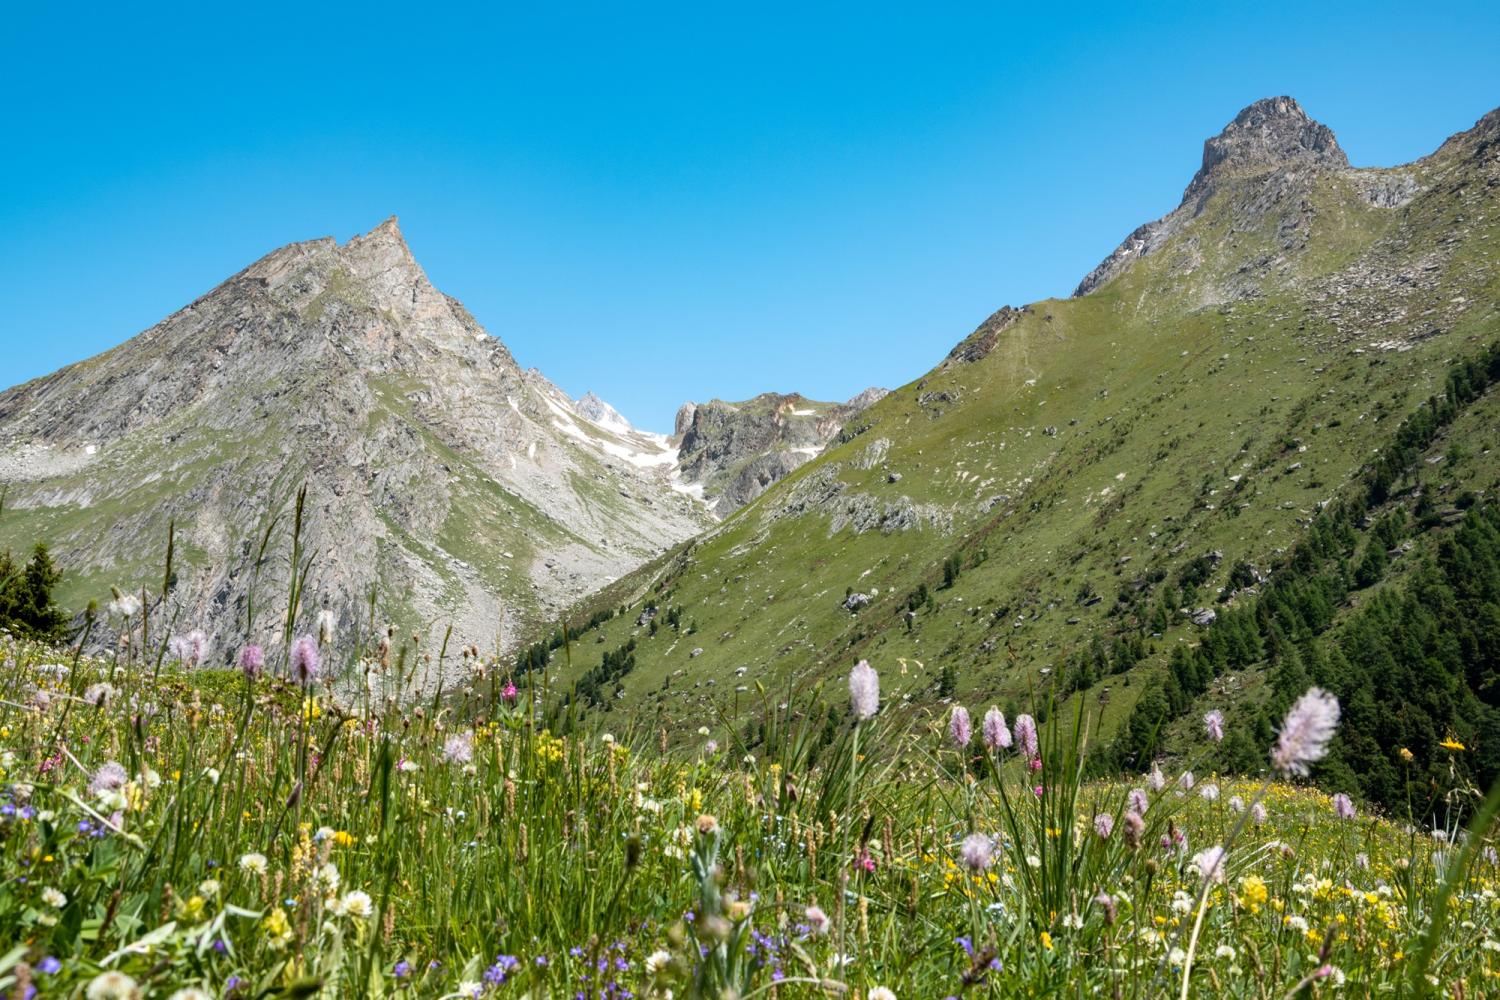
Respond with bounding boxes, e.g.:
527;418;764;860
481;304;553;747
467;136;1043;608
843;592;872;612
0;218;712;680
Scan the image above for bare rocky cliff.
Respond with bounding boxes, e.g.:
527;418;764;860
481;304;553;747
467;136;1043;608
0;218;713;677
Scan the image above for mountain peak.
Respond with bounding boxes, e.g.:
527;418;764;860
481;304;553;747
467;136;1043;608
1184;96;1346;202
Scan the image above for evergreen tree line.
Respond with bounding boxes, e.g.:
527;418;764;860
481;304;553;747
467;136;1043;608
1109;340;1500;812
0;542;68;642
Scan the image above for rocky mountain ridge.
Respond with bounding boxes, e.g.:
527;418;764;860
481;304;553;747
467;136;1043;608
0;218;716;676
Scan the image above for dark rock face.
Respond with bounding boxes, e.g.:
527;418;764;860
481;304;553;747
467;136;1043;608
1182;96;1347;206
943;307;1025;367
672;388;887;512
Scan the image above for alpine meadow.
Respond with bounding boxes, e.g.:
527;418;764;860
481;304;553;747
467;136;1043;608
4;74;1500;1000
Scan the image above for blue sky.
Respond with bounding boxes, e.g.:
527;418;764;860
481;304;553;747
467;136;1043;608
2;3;1497;432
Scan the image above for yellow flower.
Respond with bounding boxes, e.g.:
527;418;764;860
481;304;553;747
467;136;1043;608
1238;874;1268;913
333;830;355;847
1398;747;1415;762
1039;931;1054;951
1440;735;1466;751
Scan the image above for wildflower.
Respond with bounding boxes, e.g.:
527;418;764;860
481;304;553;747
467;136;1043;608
86;972;140;1000
443;731;475;765
1237;874;1268;910
959;833;994;871
1215;945;1236;960
42;887;67;908
1192;845;1228;884
1094;813;1114;839
169;629;212;667
869;988;897;1000
1250;802;1268;826
1199;782;1219;803
848;660;879;720
1399;746;1415;762
1332;792;1356;820
84;682;118;707
167;989;212;1000
1093;891;1117;923
316;608;336;645
108;593;141;618
981;707;1011;750
1038;932;1053;951
645;949;672;976
1148;765;1166;792
1271;687;1340;776
38;957;61;975
89;761;129;798
339;890;374;918
1122;810;1145;848
1227;795;1245;813
1203;710;1225;742
239;852;268;875
1014;714;1038;758
238;644;264;679
805;904;831;936
1439;734;1466;751
1178;770;1195;791
501;682;518;704
949;706;972;748
315;862;340;892
1127;788;1149;815
290;635;320;685
695;813;720;836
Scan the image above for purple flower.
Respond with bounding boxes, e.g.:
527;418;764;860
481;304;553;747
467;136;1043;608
959;833;993;871
1192;845;1228;884
1013;714;1038;759
443;731;475;766
238;644;264;679
169;629;212;667
1203;710;1225;743
89;761;128;797
37;957;60;975
1272;687;1340;776
393;961;411;978
981;707;1011;750
1331;792;1356;820
290;635;320;685
1094;813;1114;839
948;706;972;749
848;660;879;720
1127;788;1149;815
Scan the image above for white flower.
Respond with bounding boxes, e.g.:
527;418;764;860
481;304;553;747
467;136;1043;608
848;660;879;720
1272;687;1340;776
198;879;221;898
42;886;67;908
645;949;673;976
168;990;213;1000
869;989;897;1000
86;972;140;1000
239;852;268;875
339;890;373;918
1191;845;1228;884
316;608;337;644
315;862;341;892
1215;945;1237;960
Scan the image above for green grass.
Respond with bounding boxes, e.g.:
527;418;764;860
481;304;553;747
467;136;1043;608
2;634;1498;997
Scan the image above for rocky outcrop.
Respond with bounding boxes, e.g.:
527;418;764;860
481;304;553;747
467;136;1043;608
672;388;886;511
0;218;712;679
942;307;1026;367
1074;97;1350;297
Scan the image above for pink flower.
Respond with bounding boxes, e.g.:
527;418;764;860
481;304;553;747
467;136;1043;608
1127;788;1149;815
290;635;320;685
981;707;1011;750
948;706;972;749
443;731;475;765
1122;810;1145;847
169;629;212;667
1013;714;1038;758
1272;687;1340;776
1203;710;1225;743
959;833;994;871
1033;785;1045;797
238;644;264;679
848;660;879;720
805;904;830;936
1331;793;1356;820
501;682;518;704
1192;845;1228;884
1094;813;1114;839
89;761;128;797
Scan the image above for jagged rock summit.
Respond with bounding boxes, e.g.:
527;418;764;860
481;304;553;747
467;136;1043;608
0;218;714;676
1074;96;1352;297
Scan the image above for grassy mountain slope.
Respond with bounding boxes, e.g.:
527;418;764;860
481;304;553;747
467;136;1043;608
540;99;1500;750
